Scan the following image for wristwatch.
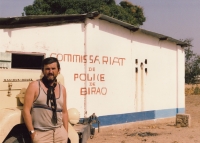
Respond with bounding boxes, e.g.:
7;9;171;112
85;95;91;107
29;130;35;134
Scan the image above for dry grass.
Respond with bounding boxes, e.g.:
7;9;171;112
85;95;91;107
185;84;200;95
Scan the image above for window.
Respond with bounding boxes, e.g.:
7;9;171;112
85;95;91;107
11;53;44;69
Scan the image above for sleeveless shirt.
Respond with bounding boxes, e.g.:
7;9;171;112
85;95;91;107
31;80;63;131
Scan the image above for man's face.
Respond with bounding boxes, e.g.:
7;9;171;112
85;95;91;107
42;62;60;82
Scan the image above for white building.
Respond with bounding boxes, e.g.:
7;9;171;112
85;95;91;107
0;12;186;126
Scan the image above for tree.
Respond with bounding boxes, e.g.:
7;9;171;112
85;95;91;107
23;0;146;26
183;39;200;84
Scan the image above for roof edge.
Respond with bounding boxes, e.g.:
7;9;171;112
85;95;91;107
0;12;188;47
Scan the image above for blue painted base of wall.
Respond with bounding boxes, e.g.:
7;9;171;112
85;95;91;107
92;108;185;127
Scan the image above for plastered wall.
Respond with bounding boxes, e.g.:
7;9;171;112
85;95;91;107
0;18;185;125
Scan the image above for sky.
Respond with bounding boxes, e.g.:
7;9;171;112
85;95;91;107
0;0;200;54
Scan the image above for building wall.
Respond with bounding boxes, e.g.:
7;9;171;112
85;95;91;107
0;24;87;118
84;19;185;125
0;18;185;126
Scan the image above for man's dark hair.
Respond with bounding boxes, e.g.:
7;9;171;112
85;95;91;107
41;57;60;71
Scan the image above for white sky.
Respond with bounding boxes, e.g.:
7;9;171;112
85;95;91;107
0;0;199;54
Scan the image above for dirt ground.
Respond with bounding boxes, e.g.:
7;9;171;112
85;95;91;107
87;95;200;143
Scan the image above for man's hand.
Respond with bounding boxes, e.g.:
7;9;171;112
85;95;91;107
30;131;36;140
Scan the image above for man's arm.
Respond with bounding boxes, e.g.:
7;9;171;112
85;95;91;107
62;86;68;132
22;81;37;139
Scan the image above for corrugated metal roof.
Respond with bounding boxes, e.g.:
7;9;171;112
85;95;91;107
0;14;87;28
0;12;187;47
98;14;187;47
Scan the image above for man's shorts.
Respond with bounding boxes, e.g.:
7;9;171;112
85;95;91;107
32;125;68;143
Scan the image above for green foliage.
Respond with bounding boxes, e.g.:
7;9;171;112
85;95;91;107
23;0;146;26
119;1;145;26
183;39;200;84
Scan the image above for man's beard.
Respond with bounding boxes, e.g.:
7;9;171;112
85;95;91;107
43;74;57;84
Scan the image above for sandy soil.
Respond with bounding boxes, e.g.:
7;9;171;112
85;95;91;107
87;95;200;143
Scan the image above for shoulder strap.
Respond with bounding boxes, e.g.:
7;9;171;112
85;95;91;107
32;80;41;103
37;80;40;97
58;83;62;99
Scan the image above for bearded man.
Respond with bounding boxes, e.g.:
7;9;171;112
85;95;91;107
23;57;68;143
